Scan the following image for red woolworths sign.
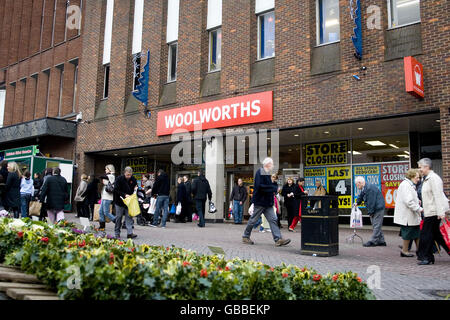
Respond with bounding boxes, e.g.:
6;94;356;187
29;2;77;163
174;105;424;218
156;91;273;136
404;56;424;98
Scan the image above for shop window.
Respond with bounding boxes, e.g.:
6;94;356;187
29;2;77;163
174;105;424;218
103;64;110;99
0;87;5;128
103;0;114;65
388;0;421;29
352;135;410;163
132;53;141;92
209;28;222;72
257;11;275;60
168;42;178;82
316;0;340;45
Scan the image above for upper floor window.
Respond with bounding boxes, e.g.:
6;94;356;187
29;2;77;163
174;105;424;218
103;64;110;99
168;42;178;82
316;0;340;45
209;28;222;72
103;0;114;65
388;0;421;28
257;11;275;60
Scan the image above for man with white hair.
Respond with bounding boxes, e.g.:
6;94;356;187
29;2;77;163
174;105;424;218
354;175;386;247
242;157;291;247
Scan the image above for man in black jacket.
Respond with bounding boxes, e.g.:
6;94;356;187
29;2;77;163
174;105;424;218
183;175;193;222
230;178;247;224
191;170;212;228
150;169;171;228
39;167;68;224
242;158;291;247
113;167;138;239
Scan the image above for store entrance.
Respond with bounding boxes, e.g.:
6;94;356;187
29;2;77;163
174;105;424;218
226;171;254;221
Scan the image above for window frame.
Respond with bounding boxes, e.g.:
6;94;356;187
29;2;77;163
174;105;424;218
167;41;178;83
387;0;421;30
257;10;275;61
208;27;222;72
103;64;110;100
315;0;341;46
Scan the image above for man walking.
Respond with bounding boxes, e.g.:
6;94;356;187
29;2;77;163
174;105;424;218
242;158;291;247
39;167;68;224
230;178;247;224
113;167;138;239
192;170;212;228
183;175;193;222
150;169;170;228
354;176;386;247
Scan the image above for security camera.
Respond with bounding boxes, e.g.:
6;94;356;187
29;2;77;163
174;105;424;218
76;112;82;122
360;66;367;71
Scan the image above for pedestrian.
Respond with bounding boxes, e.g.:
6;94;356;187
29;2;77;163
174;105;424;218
39;168;53;221
113;166;138;239
274;186;282;228
142;174;153;200
312;179;327;209
242;158;291;246
169;185;177;222
98;164;116;231
417;158;450;265
86;175;101;221
3;161;21;218
74;174;89;218
354;176;386;247
33;172;43;200
191;169;212;228
394;169;423;258
230;178;248;225
150;169;170;228
175;177;188;223
0;160;8;211
39;167;68;224
20;170;34;218
281;177;297;229
289;177;308;232
183;175;193;222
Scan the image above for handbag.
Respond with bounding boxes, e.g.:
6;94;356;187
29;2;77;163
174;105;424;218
439;218;450;254
93;204;101;222
105;181;114;193
176;202;182;215
208;201;217;213
29;201;42;216
148;197;157;214
170;204;176;214
121;193;141;217
350;206;363;228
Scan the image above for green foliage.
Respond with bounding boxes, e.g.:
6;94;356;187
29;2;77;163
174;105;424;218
0;217;374;300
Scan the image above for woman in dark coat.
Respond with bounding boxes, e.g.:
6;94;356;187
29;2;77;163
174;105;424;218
86;176;100;221
175;177;188;223
0;160;8;209
33;172;43;200
3;161;21;218
281;177;297;229
289;178;308;231
39;168;54;221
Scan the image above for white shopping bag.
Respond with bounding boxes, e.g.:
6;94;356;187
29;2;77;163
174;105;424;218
176;202;182;215
148;197;157;214
350;206;363;229
248;203;254;216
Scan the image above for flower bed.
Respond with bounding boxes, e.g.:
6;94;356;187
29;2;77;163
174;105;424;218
0;217;375;300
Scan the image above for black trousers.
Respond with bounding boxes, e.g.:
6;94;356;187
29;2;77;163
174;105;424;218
417;216;449;262
76;200;89;218
185;200;193;222
285;202;297;227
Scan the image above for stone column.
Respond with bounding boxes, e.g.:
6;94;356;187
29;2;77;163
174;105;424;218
205;136;224;223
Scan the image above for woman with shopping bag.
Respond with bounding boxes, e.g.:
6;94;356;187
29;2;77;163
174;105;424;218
97;164;116;231
394;169;423;258
175;177;188;223
113;167;138;240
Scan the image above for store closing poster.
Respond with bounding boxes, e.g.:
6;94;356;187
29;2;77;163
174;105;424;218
304;167;327;195
352;164;381;206
381;162;410;208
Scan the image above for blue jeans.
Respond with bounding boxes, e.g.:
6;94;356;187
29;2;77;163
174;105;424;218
195;199;207;227
233;200;243;223
152;195;170;227
99;199;115;222
20;193;32;218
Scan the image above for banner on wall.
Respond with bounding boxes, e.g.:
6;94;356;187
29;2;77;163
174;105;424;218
327;166;352;208
304;167;327;196
125;157;150;186
305;141;348;166
381;162;410;208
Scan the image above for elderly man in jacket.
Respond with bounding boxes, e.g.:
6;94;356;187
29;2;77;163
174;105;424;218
354;176;386;247
242;158;291;247
113;167;138;239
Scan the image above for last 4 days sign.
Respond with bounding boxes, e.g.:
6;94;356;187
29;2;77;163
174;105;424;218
327;166;352;208
305;141;348;166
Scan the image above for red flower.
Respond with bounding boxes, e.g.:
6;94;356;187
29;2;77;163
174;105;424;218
313;274;322;282
118;241;124;245
200;269;208;277
270;267;274;272
217;267;223;271
166;247;170;251
108;260;113;265
131;247;135;252
17;231;24;238
41;237;49;244
332;275;339;282
182;261;190;267
301;268;306;272
282;273;289;278
225;266;230;271
78;240;86;248
357;277;362;283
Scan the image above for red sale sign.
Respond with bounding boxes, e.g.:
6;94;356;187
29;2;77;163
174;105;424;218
156;91;273;136
381;162;410;209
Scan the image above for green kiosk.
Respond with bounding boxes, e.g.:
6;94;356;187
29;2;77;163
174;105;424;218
1;145;74;211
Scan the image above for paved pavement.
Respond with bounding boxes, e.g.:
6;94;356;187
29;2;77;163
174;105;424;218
65;213;450;300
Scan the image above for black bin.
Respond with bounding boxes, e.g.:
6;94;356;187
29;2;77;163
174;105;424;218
300;195;339;257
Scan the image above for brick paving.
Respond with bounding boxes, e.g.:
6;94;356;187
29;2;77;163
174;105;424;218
66;213;450;300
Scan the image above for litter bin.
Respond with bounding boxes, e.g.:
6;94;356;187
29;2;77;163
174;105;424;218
300;195;339;257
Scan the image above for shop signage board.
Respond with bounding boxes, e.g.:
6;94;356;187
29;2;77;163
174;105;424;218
156;91;273;136
327;166;352;208
304;167;327;195
305;141;348;166
352;164;381;207
404;56;424;98
4;145;39;159
381;162;410;208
